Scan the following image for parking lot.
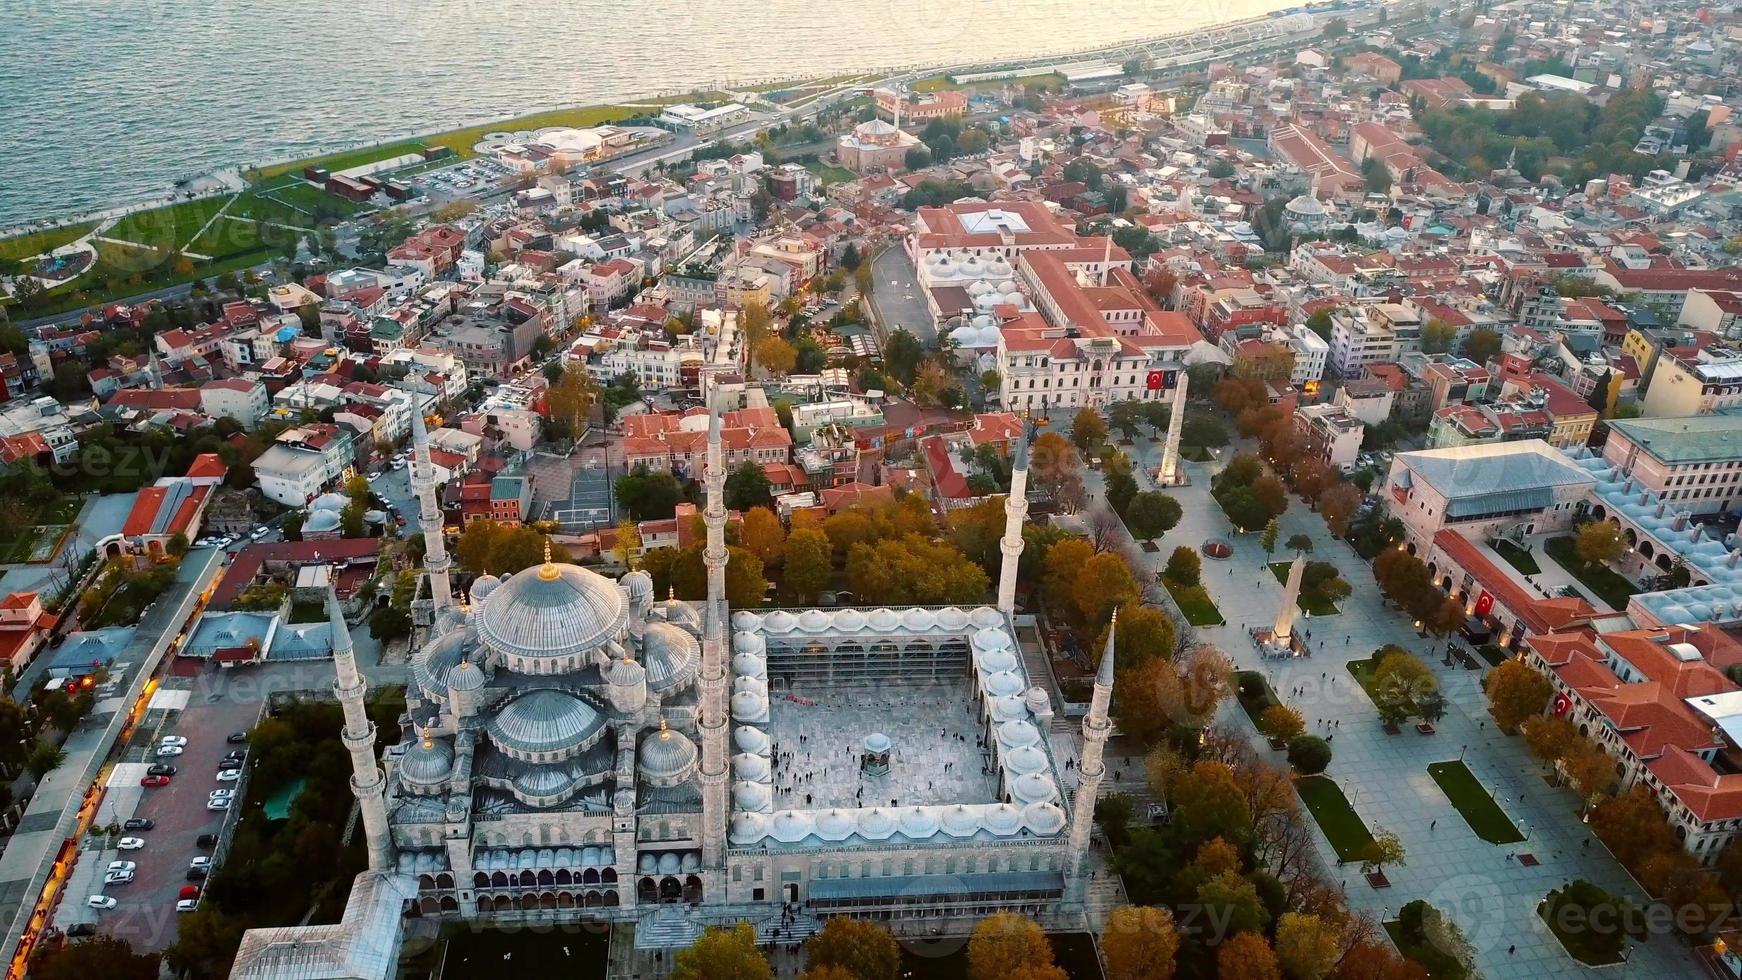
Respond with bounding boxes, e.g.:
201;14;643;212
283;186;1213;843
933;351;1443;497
407;159;514;199
56;675;265;951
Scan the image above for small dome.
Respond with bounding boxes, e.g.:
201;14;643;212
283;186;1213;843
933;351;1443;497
310;492;347;512
638;724;699;786
447;658;484;692
798;609;830;632
769;810;814;844
985;802;1024;835
985;671;1026;698
621;570;654;603
733;675;767;697
970;607;1004;628
938;608;968;629
898;806;940;839
637;852;659;874
657;853;682;874
972;628;1013;651
468;573;502;604
902;608;935;630
868;609;900;631
835;609;866;631
605;657;646;689
998;719;1043;748
864;732;892;753
731;690;768;721
1023;800;1067;835
1003;745;1048;775
304;510;341;534
400;734;454;788
733;753;771;781
734;726;769;753
487;689;606;756
815;809;856;841
941;804;981;838
732;780;772;810
975;648;1017;674
1011;772;1058;804
733;632;765;654
858;807;898;840
990;695;1028;721
763;610;798;634
732;611;761;630
730;812;769;844
732;651;767;679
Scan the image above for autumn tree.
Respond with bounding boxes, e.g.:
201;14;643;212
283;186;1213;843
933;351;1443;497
1485;658;1552;732
784;528;833;603
756;336;798;376
803;917;900;980
847;535;989;606
545;367;598;437
1521;714;1578;766
968;913;1059;980
1574;520;1625;566
1592;785;1679;871
1218;932;1281;980
671;543;767;607
1275;912;1341;980
1420;317;1458;355
1461;327;1502;364
1093;600;1178;673
1561;736;1618;806
1070;406;1110;454
674;922;770;980
1319;483;1362;536
739;506;786;566
1074;551;1140;627
1198;872;1270;935
1101;905;1180;980
1043;537;1096;611
614;518;641;567
1360;829;1406;874
1170;760;1255;849
1260;704;1306;741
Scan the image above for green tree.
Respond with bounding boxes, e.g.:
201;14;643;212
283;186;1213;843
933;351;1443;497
1574;520;1625;566
614;464;686;521
724;462;773;511
1124;492;1182;542
1259;518;1280;556
26;742;65;782
1196;871;1270;935
674;923;771;980
1421;317;1458;355
1287;735;1332;775
31;935;158;980
1164;546;1200;586
784;528;833;603
1461;327;1502;363
884;328;923;386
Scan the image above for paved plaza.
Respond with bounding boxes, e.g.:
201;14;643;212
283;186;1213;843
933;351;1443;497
1050;422;1687;980
767;682;1000;809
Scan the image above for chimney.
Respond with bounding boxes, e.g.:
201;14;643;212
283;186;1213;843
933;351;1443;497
1622;478;1633;495
1673;511;1689;532
1656;499;1667;518
1728;550;1740;569
1691;525;1705;544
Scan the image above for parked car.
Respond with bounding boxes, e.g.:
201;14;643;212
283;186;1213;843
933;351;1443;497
159;735;187;747
189;856;211;869
226;732;248;744
65;924;95;938
147;764;176;776
179;885;201;900
155;745;183;757
215;769;241;782
86;896;116;910
117;837;145;850
106;861;135;874
186;868;208;882
205;798;230;811
176;899;199;913
122;818;154;831
103;870;134;885
140;775;171;788
195;834;218;848
209;789;234;800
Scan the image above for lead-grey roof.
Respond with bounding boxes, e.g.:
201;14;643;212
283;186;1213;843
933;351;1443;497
478;562;628;660
808;870;1063;901
1608;414;1742;464
486;689;606;754
642;622;700;692
1397;440;1595;501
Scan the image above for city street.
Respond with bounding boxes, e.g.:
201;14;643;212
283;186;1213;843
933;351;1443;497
867;246;934;345
1058;424;1684;979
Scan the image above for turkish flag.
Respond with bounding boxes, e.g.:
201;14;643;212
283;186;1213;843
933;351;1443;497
1553;693;1572;717
1146;371;1164;390
1474;591;1495;617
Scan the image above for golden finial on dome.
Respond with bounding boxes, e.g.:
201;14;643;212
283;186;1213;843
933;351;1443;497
537;538;560;581
658;718;671;740
420;725;434;750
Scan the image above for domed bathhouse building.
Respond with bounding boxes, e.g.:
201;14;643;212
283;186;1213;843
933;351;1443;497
230;403;1117;979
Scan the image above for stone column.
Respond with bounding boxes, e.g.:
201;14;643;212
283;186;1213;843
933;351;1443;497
996;431;1031;614
1158;372;1189;486
1275;554;1306;644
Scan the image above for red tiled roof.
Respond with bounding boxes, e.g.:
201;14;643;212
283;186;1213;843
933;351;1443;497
1432;530;1597;635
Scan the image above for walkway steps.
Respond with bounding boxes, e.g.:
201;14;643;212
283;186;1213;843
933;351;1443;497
634;905;702;949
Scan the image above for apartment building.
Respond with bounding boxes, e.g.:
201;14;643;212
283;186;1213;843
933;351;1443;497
1641;345;1742;418
253;424;355;507
1293;403;1365;468
1327;302;1421;378
1602;414;1742;517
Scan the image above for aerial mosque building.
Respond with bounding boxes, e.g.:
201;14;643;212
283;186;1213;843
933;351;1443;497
230;402;1113;979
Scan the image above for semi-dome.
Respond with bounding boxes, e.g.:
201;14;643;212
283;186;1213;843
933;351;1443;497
734;726;769;753
487;689;606;757
642;622;700;693
510;764;582;803
400;734;454;789
730;812;768;844
638;723;699;787
858;807;898;840
478;555;629;661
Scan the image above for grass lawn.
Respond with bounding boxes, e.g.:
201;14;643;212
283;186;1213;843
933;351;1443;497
1476;644;1509;667
1162;575;1225;626
1181;445;1214;462
0;222;97;263
804;160;856;186
1295;775;1375;861
246;139;432;184
1268;562;1341;616
189;216;266;258
1427;761;1525;844
0;495;81;563
230;181;360;227
1543;536;1637;610
1345;656;1380;700
106;196;231;250
1235;670;1281;729
1491;538;1541;575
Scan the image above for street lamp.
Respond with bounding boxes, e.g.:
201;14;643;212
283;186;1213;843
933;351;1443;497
1459;744;1467;762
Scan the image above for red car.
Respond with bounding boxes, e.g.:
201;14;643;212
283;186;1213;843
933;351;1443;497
141;775;171;787
178;885;201;900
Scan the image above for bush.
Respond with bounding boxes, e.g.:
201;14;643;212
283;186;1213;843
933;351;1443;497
1164;546;1201;586
1287;734;1333;774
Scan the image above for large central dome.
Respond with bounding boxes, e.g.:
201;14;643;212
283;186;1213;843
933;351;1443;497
477;558;629;661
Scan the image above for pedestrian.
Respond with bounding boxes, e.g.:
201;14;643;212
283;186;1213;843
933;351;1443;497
1508;945;1516;955
1430;819;1436;831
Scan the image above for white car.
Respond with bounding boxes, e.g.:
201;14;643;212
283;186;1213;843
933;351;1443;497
155;745;183;757
209;789;234;799
206;798;230;811
106;861;135;874
215;769;241;782
189;856;212;869
117;837;145;850
104;870;134;884
86;896;116;910
250;527;269;540
159;736;187;747
176;899;199;913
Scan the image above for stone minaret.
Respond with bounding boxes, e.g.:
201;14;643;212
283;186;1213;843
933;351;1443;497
698;399;730;866
330;590;393;871
996;426;1031;614
410;407;453;613
1065;611;1116;897
1158;371;1189;486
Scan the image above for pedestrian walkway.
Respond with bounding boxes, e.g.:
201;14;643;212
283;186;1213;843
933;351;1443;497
1075;429;1682;979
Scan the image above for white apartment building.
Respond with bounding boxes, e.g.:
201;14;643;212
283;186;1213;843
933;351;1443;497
379;348;470;404
199;378;271;429
1281;324;1328;384
1327;302;1421;378
1293;403;1364;467
252;425;354;507
1640;345;1742;418
1679;289;1742;341
1602;415;1742;516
